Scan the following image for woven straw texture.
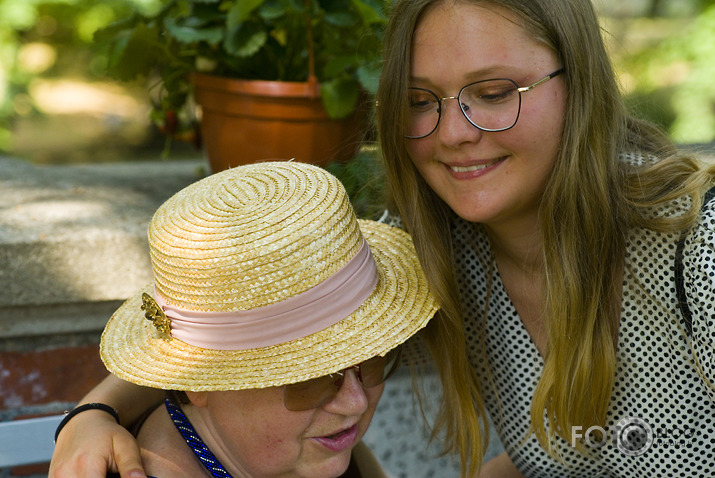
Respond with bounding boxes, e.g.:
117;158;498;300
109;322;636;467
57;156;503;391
100;162;438;391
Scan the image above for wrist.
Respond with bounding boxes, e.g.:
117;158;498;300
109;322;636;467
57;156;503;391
54;402;120;442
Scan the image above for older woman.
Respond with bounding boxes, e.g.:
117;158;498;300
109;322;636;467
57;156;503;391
55;161;438;478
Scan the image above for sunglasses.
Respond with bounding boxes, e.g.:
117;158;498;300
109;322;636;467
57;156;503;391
283;347;403;411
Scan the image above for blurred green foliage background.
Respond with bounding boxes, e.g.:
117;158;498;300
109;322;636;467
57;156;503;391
616;3;715;143
0;0;713;165
0;0;167;163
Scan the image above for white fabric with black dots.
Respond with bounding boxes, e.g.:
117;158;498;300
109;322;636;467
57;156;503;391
454;174;715;476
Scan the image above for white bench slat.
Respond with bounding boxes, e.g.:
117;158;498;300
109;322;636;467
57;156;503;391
0;415;63;467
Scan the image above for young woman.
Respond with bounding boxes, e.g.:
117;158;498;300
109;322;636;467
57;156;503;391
377;0;715;476
50;1;715;477
52;161;438;478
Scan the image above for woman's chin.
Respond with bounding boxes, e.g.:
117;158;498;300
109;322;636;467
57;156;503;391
308;450;354;478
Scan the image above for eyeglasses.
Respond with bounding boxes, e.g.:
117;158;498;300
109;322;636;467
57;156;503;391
283;347;402;411
405;68;564;139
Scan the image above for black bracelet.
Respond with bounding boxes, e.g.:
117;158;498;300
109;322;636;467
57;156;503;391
54;402;120;442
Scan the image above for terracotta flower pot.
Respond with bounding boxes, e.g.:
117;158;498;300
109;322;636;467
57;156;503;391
191;73;368;172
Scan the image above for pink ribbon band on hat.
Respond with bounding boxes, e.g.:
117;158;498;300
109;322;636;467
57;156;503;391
153;240;378;350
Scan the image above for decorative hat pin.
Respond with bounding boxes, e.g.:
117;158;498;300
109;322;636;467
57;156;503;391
141;293;171;340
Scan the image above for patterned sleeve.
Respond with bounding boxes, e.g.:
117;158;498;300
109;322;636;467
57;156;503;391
682;193;715;399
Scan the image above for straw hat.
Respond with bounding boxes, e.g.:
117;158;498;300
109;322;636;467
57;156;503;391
100;161;438;391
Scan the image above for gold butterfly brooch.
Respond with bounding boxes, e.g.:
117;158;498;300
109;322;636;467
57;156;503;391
141;293;171;340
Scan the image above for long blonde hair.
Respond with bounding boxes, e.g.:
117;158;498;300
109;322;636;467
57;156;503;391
377;0;715;471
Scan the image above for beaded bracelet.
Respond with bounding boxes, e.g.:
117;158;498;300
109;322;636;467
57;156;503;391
54;402;120;442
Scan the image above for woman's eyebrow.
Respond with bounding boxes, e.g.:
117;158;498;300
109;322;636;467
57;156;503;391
409;66;511;86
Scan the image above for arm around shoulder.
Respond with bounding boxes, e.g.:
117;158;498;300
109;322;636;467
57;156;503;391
49;374;163;478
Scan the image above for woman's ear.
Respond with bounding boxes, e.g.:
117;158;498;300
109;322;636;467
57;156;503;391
185;391;209;408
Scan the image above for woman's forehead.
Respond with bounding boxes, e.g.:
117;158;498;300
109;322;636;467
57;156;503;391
410;2;553;84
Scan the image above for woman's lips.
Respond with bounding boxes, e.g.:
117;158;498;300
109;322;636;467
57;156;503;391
447;155;507;174
312;424;358;453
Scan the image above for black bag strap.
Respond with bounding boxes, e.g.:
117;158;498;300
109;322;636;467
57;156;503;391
674;186;715;337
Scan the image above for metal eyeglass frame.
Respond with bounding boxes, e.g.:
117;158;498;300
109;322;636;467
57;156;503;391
282;346;402;411
405;68;564;139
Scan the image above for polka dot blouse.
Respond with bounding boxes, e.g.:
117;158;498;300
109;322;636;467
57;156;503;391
453;181;715;477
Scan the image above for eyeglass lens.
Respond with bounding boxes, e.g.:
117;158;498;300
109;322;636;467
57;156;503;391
407;78;521;139
406;69;564;139
283;347;402;411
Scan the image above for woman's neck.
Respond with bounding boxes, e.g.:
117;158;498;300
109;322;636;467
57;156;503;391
483;213;548;355
483;212;543;275
182;405;253;478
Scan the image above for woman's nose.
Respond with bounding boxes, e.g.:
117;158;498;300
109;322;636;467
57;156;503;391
437;97;482;145
323;369;368;415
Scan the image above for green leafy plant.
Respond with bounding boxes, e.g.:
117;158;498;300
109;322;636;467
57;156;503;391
96;0;386;140
326;146;386;219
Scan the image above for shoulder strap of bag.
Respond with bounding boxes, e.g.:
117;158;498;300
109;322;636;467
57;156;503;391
674;186;715;337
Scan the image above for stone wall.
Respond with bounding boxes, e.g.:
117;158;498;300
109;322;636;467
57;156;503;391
0;157;203;476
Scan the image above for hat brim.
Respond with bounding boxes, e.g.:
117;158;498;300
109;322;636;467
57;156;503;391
100;219;438;391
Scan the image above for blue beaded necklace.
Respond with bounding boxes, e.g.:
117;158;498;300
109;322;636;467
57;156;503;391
164;399;234;478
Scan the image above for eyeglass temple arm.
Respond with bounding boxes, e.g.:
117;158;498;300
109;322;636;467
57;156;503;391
517;68;564;93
